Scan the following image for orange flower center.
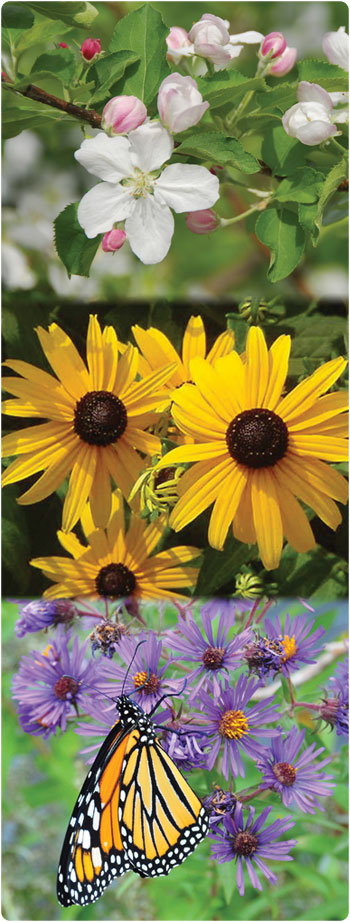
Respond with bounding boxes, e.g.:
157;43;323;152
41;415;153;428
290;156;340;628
281;634;297;661
219;709;249;739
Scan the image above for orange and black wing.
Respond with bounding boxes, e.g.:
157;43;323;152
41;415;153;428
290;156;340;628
57;721;133;907
118;735;209;877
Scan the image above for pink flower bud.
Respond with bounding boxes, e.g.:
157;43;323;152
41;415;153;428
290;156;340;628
102;229;126;252
102;95;147;135
166;26;192;62
80;38;101;61
270;45;297;75
185;209;219;234
157;73;209;133
58;42;69;48
261;32;287;58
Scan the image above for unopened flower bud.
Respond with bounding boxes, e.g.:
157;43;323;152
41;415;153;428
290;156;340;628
157;73;209;133
185;208;219;234
261;32;287;58
81;38;101;61
102;95;147;135
102;229;126;252
189;13;232;66
58;42;69;48
270;46;297;75
283;81;338;144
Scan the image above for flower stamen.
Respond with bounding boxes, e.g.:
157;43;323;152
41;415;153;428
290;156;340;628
133;671;160;695
219;708;249;739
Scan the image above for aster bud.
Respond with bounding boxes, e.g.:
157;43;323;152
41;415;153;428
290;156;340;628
261;32;287;58
185;208;219;234
157;73;209;133
102;95;147;135
270;45;297;75
102;229;127;252
80;38;101;61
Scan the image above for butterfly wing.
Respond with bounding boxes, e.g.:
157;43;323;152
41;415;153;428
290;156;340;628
118;736;209;877
57;721;133;907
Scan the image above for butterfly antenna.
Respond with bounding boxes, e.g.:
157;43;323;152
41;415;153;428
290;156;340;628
148;678;187;717
128;668;151;698
122;639;147;694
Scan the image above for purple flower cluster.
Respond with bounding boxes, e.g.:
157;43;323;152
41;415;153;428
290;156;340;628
256;727;335;813
15;599;77;637
321;656;349;737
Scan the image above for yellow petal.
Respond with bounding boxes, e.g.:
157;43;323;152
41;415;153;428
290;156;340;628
85;526;112;567
105;441;143;498
107;490;126;559
213;352;246;415
2;433;76;486
172;383;227;436
36;323;90;400
270;474;316;554
208;464;248;550
251;469;284;570
15;442;80;505
287;390;348;431
86;315;104;390
245;326;269;408
262;335;291;410
206;328;235;364
189;357;236;422
89;449;112;529
132;325;184;387
102;325;119;391
274;455;343;530
182;316;206;379
141;546;201;569
62;445;98;532
57;531;86;559
2;421;70;457
126;514;166;565
233;479;256;545
156;442;228;469
276;356;347;422
114;344;139;396
1;377;74;420
288;433;348;461
170;457;234;532
286;455;347;504
124;428;161;455
124;362;177;408
3;359;74;410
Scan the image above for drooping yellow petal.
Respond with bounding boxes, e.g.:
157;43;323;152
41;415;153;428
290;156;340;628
285;455;348;504
208;464;248;550
270;474;316;554
105;441;144;499
89;449;112;529
132;325;184;387
288;433;348;462
245;326;269;408
287;390;348;431
251;469;284;570
2;421;70;457
170;457;234;532
106;490;126;558
123;427;161;455
232;479;256;545
262;335;291;410
276;356;347;423
35;323;90;400
182;316;206;379
206;328;235;364
2;433;76;486
86;315;104;390
274;455;342;530
15;442;80;505
62;445;98;532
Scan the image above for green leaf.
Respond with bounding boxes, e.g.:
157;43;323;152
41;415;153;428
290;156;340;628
176;131;260;173
255;205;305;282
255;83;298;113
54;203;102;278
13;18;72;53
30;48;76;84
109;4;169;105
14;70;66;96
2;3;34;47
196;536;254;595
298;201;319;238
2;90;76;139
216;862;236;905
197;71;266;109
89;50;140;105
275;167;325;203
261;123;306;175
298;57;348;91
26;1;98;27
312;156;349;243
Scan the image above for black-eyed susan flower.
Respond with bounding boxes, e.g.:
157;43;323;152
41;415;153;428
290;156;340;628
132;315;235;389
30;490;201;602
156;326;348;570
2;315;175;532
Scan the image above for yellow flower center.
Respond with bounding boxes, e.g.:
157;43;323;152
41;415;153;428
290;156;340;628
133;671;160;695
281;634;297;661
219;709;249;739
124;168;154;198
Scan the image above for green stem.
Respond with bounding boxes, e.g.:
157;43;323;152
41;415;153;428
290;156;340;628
220;200;270;227
326;137;347;156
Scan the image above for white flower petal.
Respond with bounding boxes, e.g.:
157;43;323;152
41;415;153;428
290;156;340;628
128;121;174;172
323;26;349;71
230;30;264;44
295;120;337;145
74;133;133;181
297;81;333;110
125;196;174;264
154;164;219;213
77;183;133;238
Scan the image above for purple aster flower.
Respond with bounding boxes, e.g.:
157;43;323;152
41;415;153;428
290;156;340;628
329;657;349;702
15;600;77;637
209;802;296;896
12;628;104;739
98;630;181;713
320;658;349;738
167;607;253;701
264;611;325;677
203;788;237;827
197;675;280;780
256;727;335;813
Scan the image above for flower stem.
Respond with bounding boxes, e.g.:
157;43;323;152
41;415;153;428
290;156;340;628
237;785;267;803
220;199;270;227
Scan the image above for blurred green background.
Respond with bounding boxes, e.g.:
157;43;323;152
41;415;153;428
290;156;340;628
2;598;348;921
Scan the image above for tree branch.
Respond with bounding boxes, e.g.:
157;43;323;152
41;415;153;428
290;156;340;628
2;78;102;128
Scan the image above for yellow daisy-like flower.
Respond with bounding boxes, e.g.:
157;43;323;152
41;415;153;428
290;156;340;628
2;315;176;533
132;314;235;389
30;491;201;602
156;326;348;570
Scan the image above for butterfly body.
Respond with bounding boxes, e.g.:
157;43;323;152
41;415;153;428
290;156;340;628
57;695;209;906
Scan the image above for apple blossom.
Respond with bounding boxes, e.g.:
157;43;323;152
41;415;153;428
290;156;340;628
282;82;340;145
322;26;349;72
157;74;209;133
185;209;219;234
188;13;233;66
166;26;193;63
80;38;101;61
102;96;147;135
261;32;287;58
74;121;220;265
102;229;127;252
270;45;297;75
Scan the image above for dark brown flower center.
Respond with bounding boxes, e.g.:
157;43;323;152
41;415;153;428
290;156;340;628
95;563;136;598
273;761;296;786
202;646;225;669
54;676;78;700
234;831;258;856
226;408;288;468
133;671;160;695
74;390;127;445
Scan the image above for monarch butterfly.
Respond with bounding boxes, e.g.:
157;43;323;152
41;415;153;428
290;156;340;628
57;693;209;906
